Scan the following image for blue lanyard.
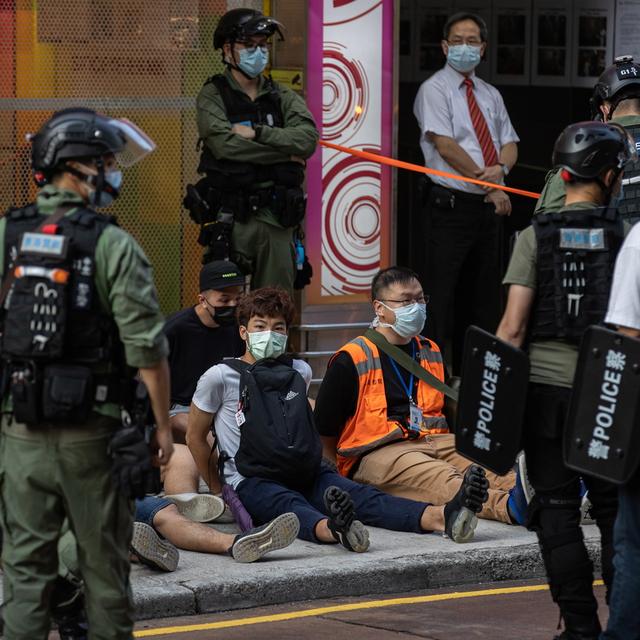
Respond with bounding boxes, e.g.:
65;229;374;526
388;340;416;400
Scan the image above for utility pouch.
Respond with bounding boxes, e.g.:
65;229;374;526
10;364;41;425
278;187;306;228
42;364;93;423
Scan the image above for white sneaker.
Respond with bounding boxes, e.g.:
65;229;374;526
165;493;225;523
130;522;179;572
517;451;535;504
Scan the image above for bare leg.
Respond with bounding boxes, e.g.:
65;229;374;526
161;444;200;494
314;518;338;543
153;504;235;554
421;505;445;532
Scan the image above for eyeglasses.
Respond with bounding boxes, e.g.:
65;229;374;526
238;41;272;54
447;38;483;47
378;296;429;307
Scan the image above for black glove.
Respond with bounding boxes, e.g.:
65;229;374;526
108;426;160;499
294;255;313;290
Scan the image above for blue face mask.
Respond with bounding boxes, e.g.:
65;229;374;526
89;170;123;209
447;44;482;73
377;302;427;339
237;47;269;78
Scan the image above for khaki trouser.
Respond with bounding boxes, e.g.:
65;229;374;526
352;434;515;524
231;215;296;295
0;418;134;640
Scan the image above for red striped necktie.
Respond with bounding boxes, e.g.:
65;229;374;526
463;77;498;167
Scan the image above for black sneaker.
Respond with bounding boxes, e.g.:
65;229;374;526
443;465;489;543
130;522;179;572
323;486;370;553
230;512;300;563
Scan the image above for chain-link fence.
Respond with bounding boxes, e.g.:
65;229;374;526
1;0;263;313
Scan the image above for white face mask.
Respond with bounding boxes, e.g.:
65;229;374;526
375;302;427;339
246;330;288;360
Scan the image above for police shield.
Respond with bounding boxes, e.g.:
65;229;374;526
564;325;640;484
456;326;529;475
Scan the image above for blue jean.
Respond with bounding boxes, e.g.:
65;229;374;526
134;496;172;527
236;463;428;542
601;474;640;640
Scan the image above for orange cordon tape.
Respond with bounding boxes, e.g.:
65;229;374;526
319;140;541;200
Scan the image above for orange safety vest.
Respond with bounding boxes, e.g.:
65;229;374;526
335;334;449;477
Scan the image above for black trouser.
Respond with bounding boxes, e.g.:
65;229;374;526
421;185;501;374
524;383;618;635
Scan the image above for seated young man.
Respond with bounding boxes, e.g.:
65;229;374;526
187;287;491;549
165;260;246;438
314;266;526;526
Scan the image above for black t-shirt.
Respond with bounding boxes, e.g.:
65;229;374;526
314;339;420;438
164;307;245;406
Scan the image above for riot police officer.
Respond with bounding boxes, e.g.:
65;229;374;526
537;55;640;222
0;108;174;638
496;121;636;639
189;7;318;294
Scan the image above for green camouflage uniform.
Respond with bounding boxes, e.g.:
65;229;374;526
196;69;318;293
0;185;168;639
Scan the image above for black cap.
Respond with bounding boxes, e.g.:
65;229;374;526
199;261;245;292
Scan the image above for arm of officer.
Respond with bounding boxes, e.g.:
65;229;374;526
496;285;535;348
255;88;319;159
196;85;294;164
94;226;173;464
139;360;173;465
497;225;537;348
186;403;221;494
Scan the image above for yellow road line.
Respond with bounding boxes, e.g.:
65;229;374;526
134;580;604;637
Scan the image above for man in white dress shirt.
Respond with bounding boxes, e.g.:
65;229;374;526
413;12;519;373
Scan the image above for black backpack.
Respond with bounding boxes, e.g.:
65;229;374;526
223;357;322;488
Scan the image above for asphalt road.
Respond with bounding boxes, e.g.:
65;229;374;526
129;579;608;640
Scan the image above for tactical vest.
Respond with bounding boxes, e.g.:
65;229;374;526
192;74;305;228
619;123;640;224
335;336;449;478
531;207;624;342
0;204;123;424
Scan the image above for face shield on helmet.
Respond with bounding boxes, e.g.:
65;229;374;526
107;118;156;167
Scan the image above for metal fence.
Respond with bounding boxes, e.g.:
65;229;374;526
0;0;262;313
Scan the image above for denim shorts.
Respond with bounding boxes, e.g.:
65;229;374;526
135;496;172;526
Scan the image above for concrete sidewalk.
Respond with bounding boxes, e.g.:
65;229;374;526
131;521;602;621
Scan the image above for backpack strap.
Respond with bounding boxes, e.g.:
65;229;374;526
221;358;250;374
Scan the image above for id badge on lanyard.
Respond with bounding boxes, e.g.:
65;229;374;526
408;400;424;434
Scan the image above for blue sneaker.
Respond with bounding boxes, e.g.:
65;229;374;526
507;468;529;526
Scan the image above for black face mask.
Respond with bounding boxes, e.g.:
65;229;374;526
210;304;237;327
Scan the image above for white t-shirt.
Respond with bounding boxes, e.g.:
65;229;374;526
413;63;519;194
606;223;640;330
192;358;313;489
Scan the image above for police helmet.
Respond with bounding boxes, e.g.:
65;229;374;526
30;108;156;184
213;8;284;50
590;55;640;120
552;121;637;180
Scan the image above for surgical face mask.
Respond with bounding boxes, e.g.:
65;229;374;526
237;46;269;78
246;330;288;360
87;169;123;208
376;302;427;339
447;44;482;73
